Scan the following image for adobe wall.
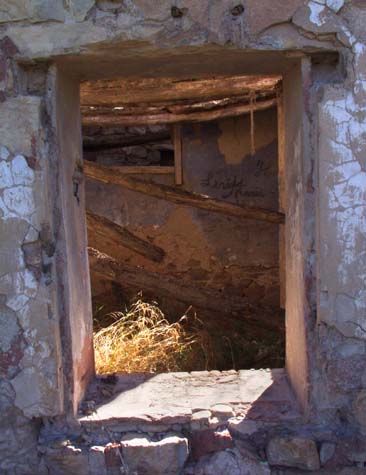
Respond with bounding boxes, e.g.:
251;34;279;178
0;1;366;473
86;108;280;318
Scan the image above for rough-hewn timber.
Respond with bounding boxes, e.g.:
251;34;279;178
84;161;285;224
82;97;278;126
88;247;284;332
86;210;165;263
81;75;281;106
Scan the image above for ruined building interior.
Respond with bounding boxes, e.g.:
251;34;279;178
82;75;285;373
2;1;366;474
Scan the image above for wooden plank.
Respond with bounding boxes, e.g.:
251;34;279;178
84;161;285;225
88;247;284;332
81;91;275;117
83;132;170;151
277;93;286;309
173;124;183;185
81;75;281;107
85;166;175;175
82;97;278;127
86;210;165;263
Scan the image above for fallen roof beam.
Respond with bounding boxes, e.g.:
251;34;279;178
83;132;171;151
86;210;165;263
84;161;285;225
88;247;284;332
82;97;278;126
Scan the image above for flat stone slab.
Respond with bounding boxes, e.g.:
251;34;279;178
79;369;300;429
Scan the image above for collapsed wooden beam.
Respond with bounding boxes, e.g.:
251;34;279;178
83;132;171;151
82;97;278;126
84;161;285;225
86;210;165;263
88;247;284;332
85;166;175;175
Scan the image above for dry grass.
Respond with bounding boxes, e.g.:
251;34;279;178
93;297;285;374
93;298;203;374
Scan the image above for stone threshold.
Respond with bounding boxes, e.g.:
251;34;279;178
78;368;301;432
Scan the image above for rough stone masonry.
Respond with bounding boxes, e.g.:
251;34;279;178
1;0;366;474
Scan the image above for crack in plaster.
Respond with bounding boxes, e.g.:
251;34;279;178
319;84;366;339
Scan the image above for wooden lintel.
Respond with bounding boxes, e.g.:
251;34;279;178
84;161;285;225
81;75;281;107
82;97;278;127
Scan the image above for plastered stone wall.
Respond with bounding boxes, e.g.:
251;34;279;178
0;0;366;473
0;57;64;474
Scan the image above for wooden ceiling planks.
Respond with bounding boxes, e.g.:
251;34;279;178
80;75;281;126
80;75;281;107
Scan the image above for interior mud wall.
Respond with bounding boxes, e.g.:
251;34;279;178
85;108;280;321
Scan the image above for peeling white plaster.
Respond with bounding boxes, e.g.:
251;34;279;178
353;41;365;55
11;155;34;185
308;1;327;26
0;310;20;353
0;145;9;161
24;225;39;243
353;80;366;102
0;161;13;188
0;196;17;220
0;273;12;294
353;43;366;81
4;266;38;313
0;149;36;223
333;171;366;208
23;269;38;298
338;25;357;48
3;186;35;218
326;0;344;13
320;89;366;337
11;367;42;417
6;293;29;312
334;161;361;182
38;340;51;359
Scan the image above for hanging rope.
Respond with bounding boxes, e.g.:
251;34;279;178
250;91;256;156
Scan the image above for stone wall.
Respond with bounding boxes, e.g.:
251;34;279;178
1;0;366;473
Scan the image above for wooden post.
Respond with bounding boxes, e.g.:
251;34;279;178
277;92;286;309
173;124;183;185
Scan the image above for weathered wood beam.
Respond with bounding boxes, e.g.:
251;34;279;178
84;161;285;225
81;75;281;106
81;91;276;117
86;210;165;263
86;166;175;174
82;97;278;127
83;132;170;151
88;247;284;332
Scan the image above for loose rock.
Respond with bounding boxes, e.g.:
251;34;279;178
120;433;189;475
266;437;320;471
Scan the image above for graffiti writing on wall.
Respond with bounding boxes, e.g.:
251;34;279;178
200;159;272;201
201;172;264;201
